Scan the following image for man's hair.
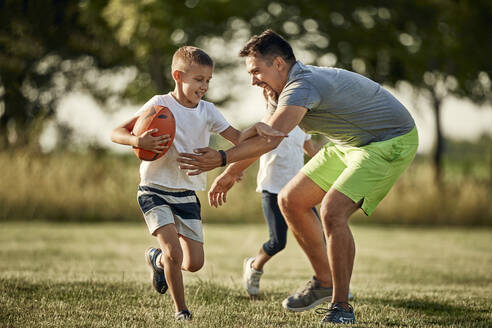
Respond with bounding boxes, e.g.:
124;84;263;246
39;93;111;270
239;29;296;65
172;46;214;72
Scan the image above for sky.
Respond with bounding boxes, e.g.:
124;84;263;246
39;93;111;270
41;75;492;155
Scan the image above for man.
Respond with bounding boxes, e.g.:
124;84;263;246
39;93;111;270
178;29;418;324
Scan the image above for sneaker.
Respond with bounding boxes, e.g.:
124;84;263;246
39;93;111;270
243;257;263;296
282;277;333;312
319;303;356;324
145;247;168;294
175;309;192;321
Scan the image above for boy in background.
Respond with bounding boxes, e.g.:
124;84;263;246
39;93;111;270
243;91;320;297
110;46;282;321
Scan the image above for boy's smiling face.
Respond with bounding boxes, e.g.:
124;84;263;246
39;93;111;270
174;63;213;108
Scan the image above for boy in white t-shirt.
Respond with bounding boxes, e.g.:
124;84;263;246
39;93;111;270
241;124;318;296
109;46;282;321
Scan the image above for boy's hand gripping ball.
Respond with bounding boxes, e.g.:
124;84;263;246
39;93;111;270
132;105;176;161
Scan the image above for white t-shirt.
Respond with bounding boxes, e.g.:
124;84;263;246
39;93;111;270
256;126;311;194
135;93;230;191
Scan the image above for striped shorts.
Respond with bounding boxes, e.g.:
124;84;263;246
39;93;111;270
137;184;203;243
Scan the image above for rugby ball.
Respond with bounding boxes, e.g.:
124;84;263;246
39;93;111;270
132;105;176;161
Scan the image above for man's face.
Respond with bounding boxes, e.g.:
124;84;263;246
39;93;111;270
245;56;284;96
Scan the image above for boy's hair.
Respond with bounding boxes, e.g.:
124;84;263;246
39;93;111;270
239;29;296;65
172;46;214;72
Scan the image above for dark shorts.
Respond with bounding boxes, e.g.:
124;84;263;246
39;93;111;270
261;190;319;256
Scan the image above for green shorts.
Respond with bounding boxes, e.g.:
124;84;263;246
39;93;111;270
302;127;418;215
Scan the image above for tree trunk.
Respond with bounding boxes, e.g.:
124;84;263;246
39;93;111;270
432;93;444;186
149;52;166;92
0;114;8;149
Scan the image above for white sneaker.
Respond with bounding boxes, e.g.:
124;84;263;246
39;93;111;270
243;257;263;296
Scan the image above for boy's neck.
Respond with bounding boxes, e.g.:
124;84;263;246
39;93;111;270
171;88;199;108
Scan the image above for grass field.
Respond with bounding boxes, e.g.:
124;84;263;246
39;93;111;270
1;222;491;327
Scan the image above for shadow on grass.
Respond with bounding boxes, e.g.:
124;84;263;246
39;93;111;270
4;278;490;327
364;296;491;326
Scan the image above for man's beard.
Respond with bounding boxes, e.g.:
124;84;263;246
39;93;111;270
261;85;279;102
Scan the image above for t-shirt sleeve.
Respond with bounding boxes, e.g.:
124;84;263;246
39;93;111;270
207;104;231;134
277;79;321;111
305;133;312;141
134;96;160;116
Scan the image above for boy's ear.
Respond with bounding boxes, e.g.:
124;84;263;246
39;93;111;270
172;69;182;82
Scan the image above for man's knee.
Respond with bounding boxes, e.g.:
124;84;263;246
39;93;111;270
322;211;349;231
278;189;303;214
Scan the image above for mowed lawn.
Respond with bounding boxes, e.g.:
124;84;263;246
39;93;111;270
1;222;491;327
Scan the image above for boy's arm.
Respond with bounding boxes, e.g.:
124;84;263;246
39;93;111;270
208;156;259;207
110;116;170;153
219;126;242;145
110;116;140;147
209;125;261;208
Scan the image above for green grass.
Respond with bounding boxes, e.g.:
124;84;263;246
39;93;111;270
1;222;491;327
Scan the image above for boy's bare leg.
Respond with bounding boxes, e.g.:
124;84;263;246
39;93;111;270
251;247;271;271
154;224;186;312
178;235;204;273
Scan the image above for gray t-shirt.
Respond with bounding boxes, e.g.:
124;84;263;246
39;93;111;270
276;61;415;147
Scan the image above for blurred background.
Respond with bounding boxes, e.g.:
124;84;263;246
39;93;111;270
1;0;491;226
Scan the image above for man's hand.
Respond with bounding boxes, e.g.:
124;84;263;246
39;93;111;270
208;171;239;207
178;147;222;176
238;122;288;143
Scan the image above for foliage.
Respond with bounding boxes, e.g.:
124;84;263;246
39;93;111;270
0;149;491;225
0;0;136;148
1;0;491;152
1;222;491;327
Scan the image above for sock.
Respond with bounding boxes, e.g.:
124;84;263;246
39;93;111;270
156;253;164;269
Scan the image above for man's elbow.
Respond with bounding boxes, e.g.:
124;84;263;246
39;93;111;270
264;136;284;152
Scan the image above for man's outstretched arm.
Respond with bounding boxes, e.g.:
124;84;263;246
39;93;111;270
177;105;308;174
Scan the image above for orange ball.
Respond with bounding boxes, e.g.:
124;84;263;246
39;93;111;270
132;105;176;161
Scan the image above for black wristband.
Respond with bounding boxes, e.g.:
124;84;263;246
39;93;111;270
218;150;227;167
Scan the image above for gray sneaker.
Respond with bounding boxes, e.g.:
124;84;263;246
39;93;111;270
319;303;356;324
282;277;333;312
145;247;168;294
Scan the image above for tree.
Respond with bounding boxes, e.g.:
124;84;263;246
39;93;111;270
263;0;492;183
1;0;491;186
90;0;492;183
0;0;131;148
